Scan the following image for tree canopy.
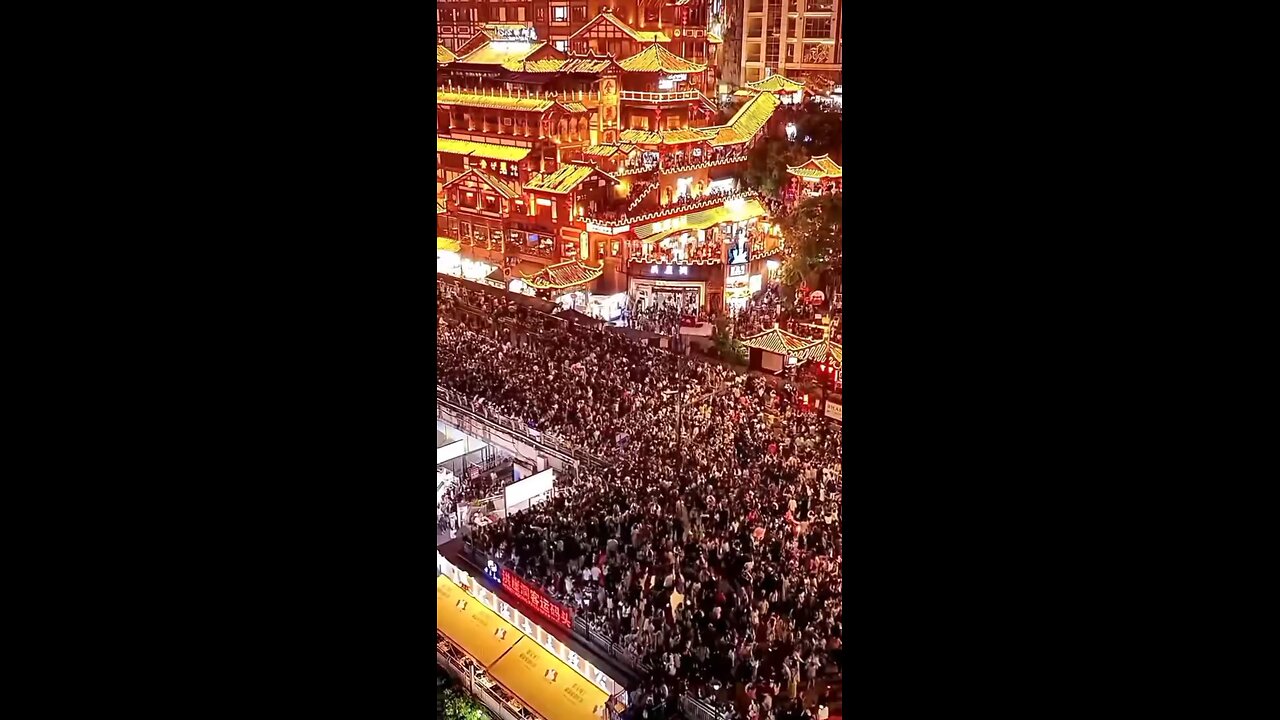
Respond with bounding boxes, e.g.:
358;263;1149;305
779;194;843;298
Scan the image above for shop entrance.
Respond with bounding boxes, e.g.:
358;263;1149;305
645;285;701;314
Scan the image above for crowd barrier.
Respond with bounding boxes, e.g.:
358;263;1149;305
437;386;612;471
461;541;652;678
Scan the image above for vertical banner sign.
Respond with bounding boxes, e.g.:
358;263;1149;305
501;567;574;629
599;75;620;145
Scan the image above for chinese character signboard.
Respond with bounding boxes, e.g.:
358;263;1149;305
501;567;574;629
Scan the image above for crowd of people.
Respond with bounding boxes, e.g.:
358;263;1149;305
436;308;843;720
621;302;711;337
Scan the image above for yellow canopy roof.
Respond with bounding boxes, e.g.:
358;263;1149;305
633;198;767;241
524;164;619;194
436;137;532;163
438;236;460;252
617;44;706;74
489;636;609;720
435;576;520;667
746;74;806;93
436;90;557;112
570;10;671;44
460;41;550;66
438;45;457;64
786;154;842;179
707;91;780;146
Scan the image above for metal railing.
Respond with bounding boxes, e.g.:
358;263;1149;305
460;542;651;676
437;386;610;471
620;89;702;102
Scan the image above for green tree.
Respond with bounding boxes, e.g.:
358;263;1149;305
779;194;843;300
740;138;801;196
795;107;843;157
713;315;748;365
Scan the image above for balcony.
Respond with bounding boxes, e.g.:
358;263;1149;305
613;152;748;179
580;189;758;228
620;89;703;103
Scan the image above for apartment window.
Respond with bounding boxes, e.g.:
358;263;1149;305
749;0;764;11
786;43;797;62
517;6;526;21
788;20;799;37
747;43;762;62
554;39;568;51
748;19;763;37
497;7;506;21
804;17;832;38
745;67;763;82
766;38;780;64
806;0;834;11
552;4;568;22
572;6;587;22
469;8;478;21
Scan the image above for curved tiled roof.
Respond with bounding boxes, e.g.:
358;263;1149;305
458;41;551;66
786;154;842;179
746;75;806;93
793;337;843;365
619;128;715;146
524;164;619;194
707;91;780;146
632;199;768;242
617;44;707;73
436;138;532;163
436;90;557;112
438;45;457;64
442;168;521;200
581;143;636;157
523;259;604;289
739;327;821;356
569;10;671;43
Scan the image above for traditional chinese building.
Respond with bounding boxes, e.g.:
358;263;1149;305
785;153;842;198
437;10;789;317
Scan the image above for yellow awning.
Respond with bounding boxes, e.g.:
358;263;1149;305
435;576;520;667
489;636;609;720
633;199;768;241
437;237;461;252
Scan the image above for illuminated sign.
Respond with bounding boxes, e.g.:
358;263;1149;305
729;264;747;277
491;25;536;41
500;567;573;628
664;73;687;83
651;265;690;275
824;400;842;423
585;222;631;235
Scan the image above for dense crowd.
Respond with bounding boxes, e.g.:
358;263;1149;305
437;311;843;720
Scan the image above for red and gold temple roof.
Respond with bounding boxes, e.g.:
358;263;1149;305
617;44;706;74
569;10;671;44
524;164;619;194
522;259;604;289
786;154;842;180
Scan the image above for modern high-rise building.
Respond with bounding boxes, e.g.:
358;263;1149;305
735;0;841;92
436;2;729;81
